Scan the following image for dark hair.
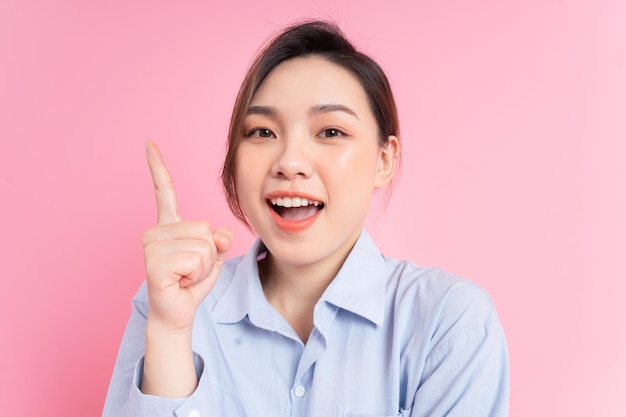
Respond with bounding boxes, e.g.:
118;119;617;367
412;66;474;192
221;20;400;226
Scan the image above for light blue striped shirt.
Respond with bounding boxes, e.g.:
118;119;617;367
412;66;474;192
103;231;509;417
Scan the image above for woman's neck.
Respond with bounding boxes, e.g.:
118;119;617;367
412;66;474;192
258;234;358;342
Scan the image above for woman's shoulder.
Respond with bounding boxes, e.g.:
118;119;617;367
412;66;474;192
382;256;502;344
384;256;490;300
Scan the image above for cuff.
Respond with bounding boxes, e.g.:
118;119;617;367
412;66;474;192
126;354;211;417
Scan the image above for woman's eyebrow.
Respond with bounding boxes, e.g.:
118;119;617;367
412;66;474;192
246;104;360;120
246;105;278;116
310;104;359;120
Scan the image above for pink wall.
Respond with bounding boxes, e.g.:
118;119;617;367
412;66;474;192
1;0;624;415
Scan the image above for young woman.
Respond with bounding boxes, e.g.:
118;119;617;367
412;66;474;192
103;20;509;417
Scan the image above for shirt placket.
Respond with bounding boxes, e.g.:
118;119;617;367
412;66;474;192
289;326;326;416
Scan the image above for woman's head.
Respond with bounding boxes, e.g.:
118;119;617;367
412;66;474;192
222;20;400;227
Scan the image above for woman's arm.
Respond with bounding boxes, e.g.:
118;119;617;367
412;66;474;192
103;143;233;416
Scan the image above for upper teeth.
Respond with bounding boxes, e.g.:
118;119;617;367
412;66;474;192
271;197;321;208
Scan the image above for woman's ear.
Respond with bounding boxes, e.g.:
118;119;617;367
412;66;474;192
374;135;400;188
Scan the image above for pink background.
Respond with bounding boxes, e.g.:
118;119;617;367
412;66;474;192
1;0;624;415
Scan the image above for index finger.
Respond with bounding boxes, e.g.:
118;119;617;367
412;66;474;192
145;142;181;225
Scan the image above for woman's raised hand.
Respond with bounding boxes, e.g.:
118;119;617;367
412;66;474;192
143;142;233;333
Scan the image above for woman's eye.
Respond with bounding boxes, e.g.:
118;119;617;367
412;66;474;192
246;128;276;138
318;128;344;138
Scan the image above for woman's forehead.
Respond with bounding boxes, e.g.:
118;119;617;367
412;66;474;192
249;56;370;112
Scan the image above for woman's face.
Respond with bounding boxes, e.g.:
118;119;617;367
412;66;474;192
235;55;397;269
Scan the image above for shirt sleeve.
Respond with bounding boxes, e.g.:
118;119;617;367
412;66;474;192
101;283;212;417
410;281;510;417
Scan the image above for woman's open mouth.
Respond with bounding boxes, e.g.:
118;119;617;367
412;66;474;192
267;196;324;232
269;197;324;219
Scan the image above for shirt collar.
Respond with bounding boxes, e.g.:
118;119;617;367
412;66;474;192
319;230;386;327
211;238;264;324
212;230;386;327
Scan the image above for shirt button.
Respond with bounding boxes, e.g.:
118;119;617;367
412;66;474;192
188;410;200;417
294;385;306;398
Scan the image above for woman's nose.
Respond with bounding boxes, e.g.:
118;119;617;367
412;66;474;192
270;136;313;180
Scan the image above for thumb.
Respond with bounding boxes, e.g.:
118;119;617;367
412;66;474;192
212;227;234;257
185;227;234;297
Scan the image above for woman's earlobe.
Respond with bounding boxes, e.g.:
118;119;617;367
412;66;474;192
374;135;400;188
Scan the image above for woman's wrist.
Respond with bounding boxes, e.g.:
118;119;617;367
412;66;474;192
141;320;197;398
